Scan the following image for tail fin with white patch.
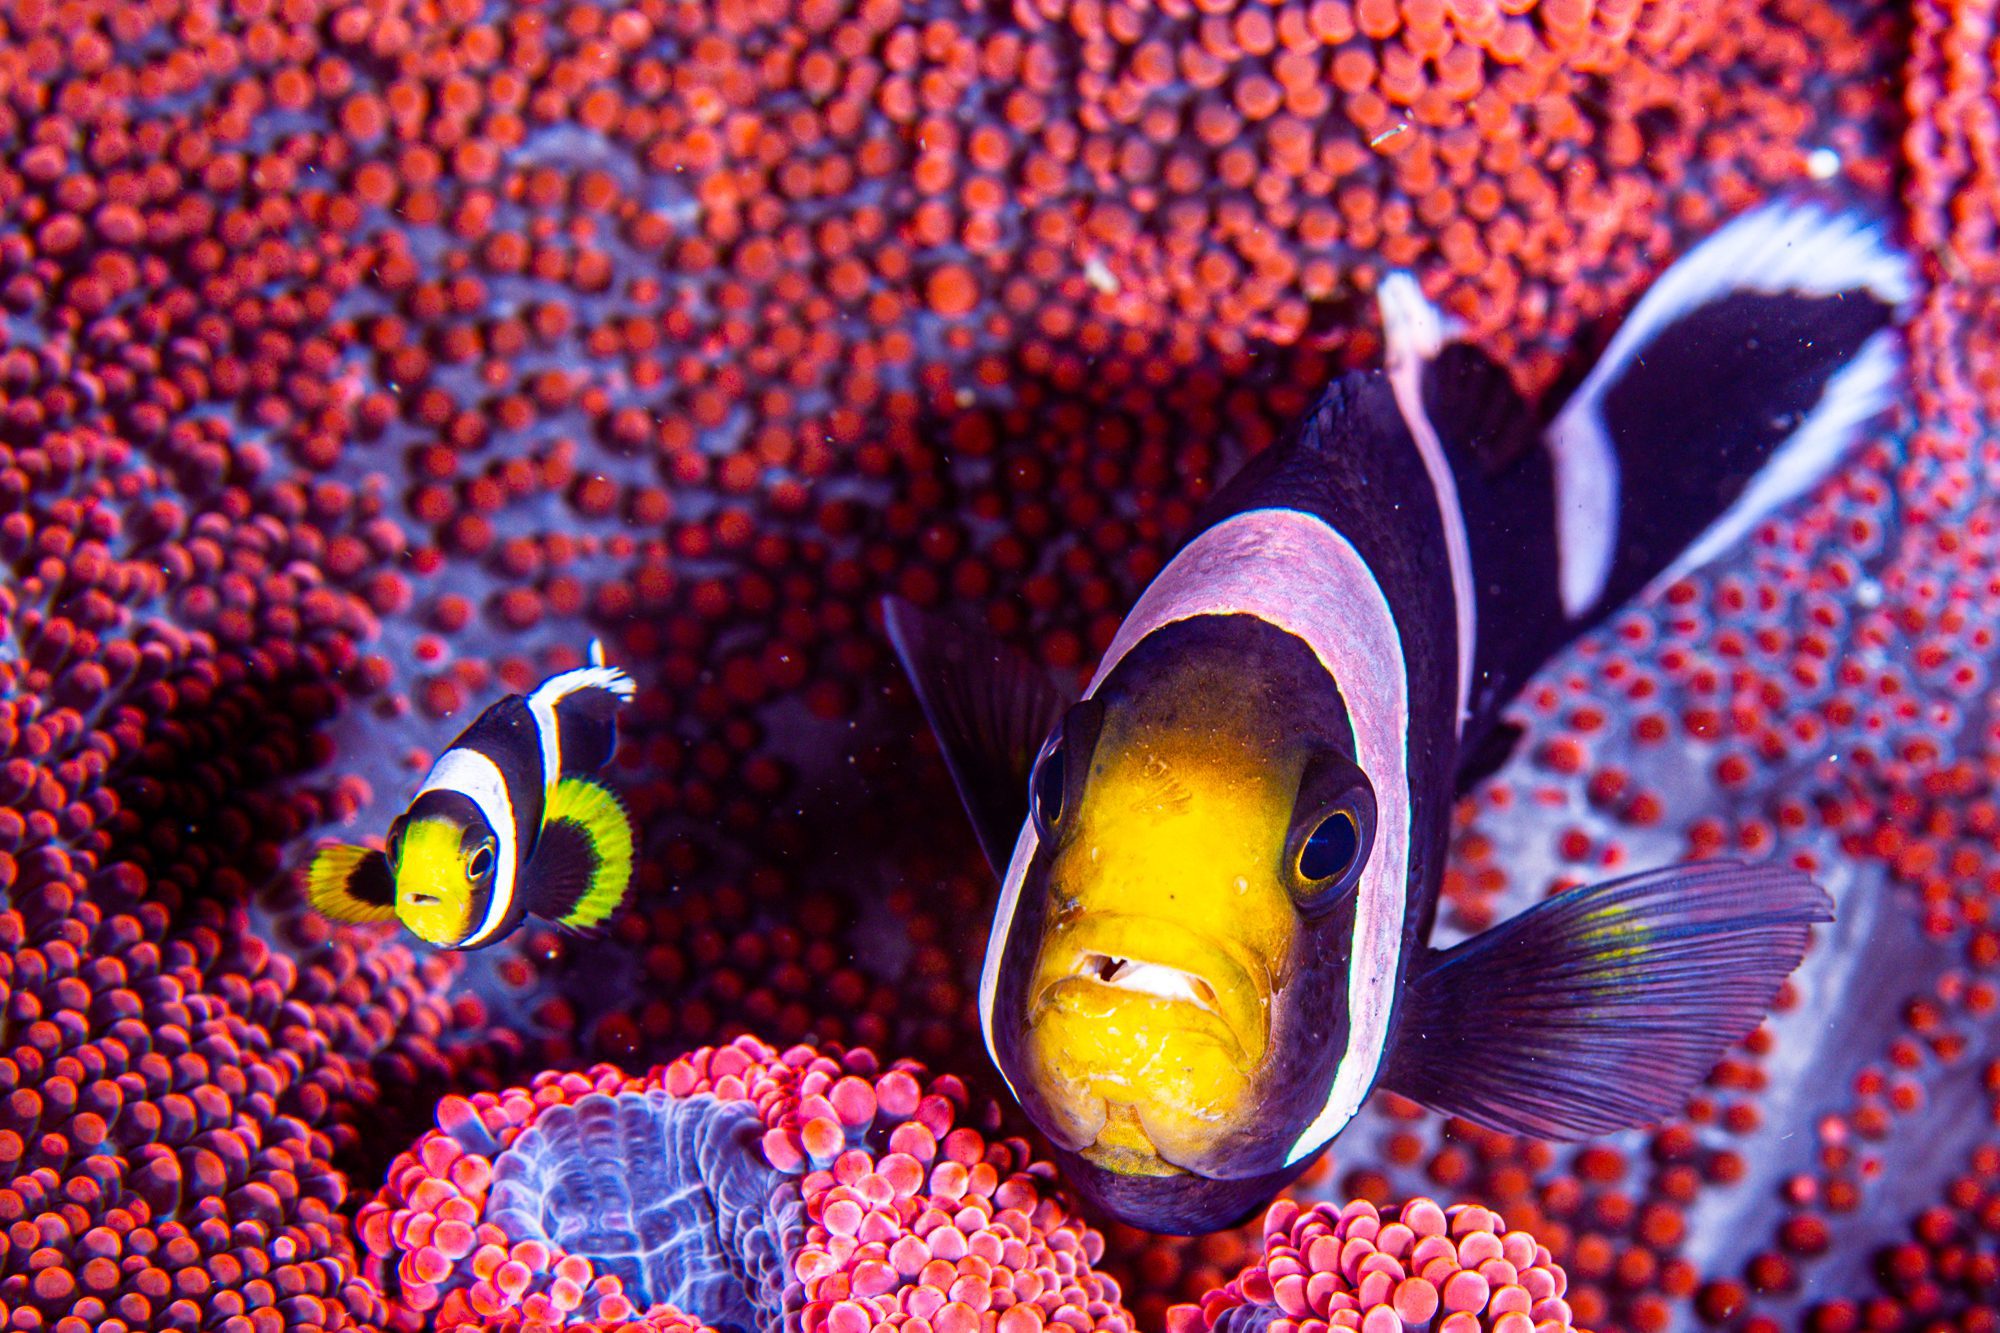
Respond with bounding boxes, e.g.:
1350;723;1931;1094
1544;200;1915;621
523;776;636;933
1376;202;1913;787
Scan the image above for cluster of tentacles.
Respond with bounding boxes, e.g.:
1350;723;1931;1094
0;0;1996;1329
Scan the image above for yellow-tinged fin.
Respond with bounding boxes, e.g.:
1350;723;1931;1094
1379;859;1833;1141
525;776;635;931
305;844;396;924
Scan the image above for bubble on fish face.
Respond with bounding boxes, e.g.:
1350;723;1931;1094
486;1090;804;1330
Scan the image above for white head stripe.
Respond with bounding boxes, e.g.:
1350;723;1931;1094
976;508;1411;1159
417;747;519;948
1379;273;1475;732
978;820;1039;1096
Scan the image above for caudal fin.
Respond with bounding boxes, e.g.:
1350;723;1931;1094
524;776;636;932
306;843;397;924
1545;199;1915;620
1380;859;1832;1139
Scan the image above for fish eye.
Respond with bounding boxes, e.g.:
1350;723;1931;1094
1297;810;1361;885
1031;733;1066;834
466;844;494;880
1287;752;1375;911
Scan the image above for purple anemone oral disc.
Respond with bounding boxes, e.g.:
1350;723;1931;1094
484;1091;803;1333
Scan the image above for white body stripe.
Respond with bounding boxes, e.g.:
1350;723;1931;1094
525;691;562;803
526;655;637;801
1379;273;1474;732
976;509;1411;1159
1545;202;1914;618
417;747;519;948
1546;409;1620;619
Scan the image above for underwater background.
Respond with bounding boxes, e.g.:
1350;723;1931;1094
0;0;1996;1330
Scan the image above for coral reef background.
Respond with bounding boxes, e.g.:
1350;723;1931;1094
0;0;1996;1329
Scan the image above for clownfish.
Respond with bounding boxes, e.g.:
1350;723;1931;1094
307;642;639;949
886;201;1911;1234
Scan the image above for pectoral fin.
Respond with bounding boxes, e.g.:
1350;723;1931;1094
1452;718;1524;796
881;596;1074;878
1381;859;1832;1139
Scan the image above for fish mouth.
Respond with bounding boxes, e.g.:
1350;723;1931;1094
1071;953;1222;1012
1019;915;1271;1175
1028;915;1268;1063
1032;969;1248;1066
1079;1104;1189;1177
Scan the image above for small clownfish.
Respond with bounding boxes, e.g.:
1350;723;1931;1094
307;642;639;949
886;200;1912;1234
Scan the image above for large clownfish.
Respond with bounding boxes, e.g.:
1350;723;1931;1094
886;201;1911;1234
307;642;639;949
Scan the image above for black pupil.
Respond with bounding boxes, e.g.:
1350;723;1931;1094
469;846;492;877
1300;811;1359;882
1032;742;1066;829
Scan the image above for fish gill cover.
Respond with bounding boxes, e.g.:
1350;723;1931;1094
0;0;1991;1330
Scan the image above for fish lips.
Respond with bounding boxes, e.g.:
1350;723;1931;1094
1029;914;1268;1062
1019;979;1250;1164
996;887;1361;1197
1011;914;1282;1176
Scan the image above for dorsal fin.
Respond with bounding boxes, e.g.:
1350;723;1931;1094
1377;280;1565;754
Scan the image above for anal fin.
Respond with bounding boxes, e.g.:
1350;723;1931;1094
526;777;636;932
306;844;397;924
1381;859;1832;1139
881;596;1074;878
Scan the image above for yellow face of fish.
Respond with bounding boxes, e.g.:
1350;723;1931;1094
988;616;1377;1206
1022;732;1300;1174
390;815;499;948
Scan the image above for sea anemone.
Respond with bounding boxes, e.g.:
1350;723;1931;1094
0;0;1994;1326
1169;1197;1578;1333
0;869;457;1332
359;1037;1133;1333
